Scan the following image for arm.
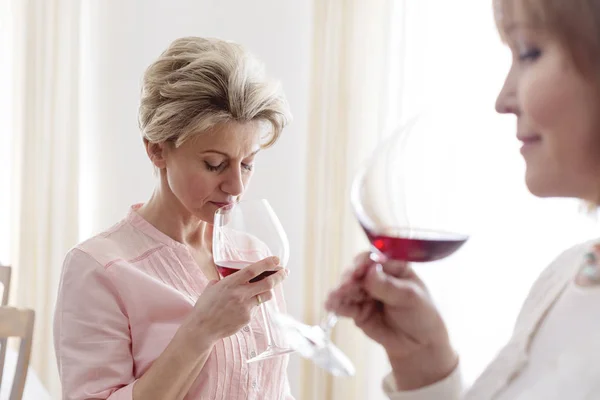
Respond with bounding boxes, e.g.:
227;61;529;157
55;249;286;400
54;248;216;400
382;364;463;400
131;317;214;400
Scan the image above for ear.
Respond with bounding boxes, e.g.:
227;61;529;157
144;138;169;169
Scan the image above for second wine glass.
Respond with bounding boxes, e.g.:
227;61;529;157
273;111;470;376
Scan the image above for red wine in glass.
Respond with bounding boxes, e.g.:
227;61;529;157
216;260;278;283
362;226;468;262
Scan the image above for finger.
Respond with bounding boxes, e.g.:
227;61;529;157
379;259;410;278
334;266;366;293
326;285;369;311
351;252;375;280
251;290;274;306
363;265;423;307
353;300;379;328
378;259;425;288
338;268;354;285
246;268;288;297
340;287;368;305
328;299;362;319
325;288;343;312
226;256;282;285
206;279;218;287
326;281;358;307
337;279;369;302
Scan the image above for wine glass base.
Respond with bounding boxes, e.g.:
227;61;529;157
272;313;356;377
246;345;296;364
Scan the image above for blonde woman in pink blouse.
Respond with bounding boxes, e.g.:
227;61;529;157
328;0;600;399
54;37;293;400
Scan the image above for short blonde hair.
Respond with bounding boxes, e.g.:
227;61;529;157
139;37;292;148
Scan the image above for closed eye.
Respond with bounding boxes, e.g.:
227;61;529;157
518;47;541;62
205;161;225;172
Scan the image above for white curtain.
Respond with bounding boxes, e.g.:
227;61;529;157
0;1;14;265
304;1;600;399
8;0;81;397
301;0;395;399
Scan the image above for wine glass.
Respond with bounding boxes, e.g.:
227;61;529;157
273;111;470;376
213;199;296;363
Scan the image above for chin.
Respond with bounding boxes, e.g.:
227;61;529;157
524;174;561;198
198;211;216;224
525;174;583;200
188;205;216;224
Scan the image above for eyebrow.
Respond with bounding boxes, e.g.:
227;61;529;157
503;22;541;35
200;149;261;158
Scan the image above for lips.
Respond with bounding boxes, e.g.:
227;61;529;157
211;201;234;208
518;134;541;155
517;134;541;144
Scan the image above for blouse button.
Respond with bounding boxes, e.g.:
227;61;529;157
244;326;250;333
250;351;257;358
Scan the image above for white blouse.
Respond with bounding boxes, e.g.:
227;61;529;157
384;239;600;400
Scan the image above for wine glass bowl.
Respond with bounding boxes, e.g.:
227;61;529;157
213;199;295;363
362;226;468;263
273;110;471;376
351;113;470;262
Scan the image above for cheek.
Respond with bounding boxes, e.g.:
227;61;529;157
166;162;218;202
520;62;598;154
242;171;253;186
520;69;564;130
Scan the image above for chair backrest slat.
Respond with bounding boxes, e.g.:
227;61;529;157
0;266;11;306
0;307;35;400
0;265;13;394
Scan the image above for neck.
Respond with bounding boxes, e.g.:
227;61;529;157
137;184;213;252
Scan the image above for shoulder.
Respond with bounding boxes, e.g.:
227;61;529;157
65;218;164;270
530;239;595;291
515;239;596;327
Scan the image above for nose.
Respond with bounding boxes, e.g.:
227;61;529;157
495;65;519;115
220;165;245;197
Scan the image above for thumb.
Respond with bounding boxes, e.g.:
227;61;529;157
206;279;219;288
363;264;422;307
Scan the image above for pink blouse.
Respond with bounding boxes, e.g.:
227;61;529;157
54;205;293;400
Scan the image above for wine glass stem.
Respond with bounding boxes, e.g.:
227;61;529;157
259;297;277;349
320;312;338;335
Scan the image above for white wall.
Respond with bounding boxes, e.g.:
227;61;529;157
79;0;313;394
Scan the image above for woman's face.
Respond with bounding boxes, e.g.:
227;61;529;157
149;121;262;223
495;4;600;201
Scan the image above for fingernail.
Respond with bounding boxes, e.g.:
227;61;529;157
285;268;290;276
271;256;280;266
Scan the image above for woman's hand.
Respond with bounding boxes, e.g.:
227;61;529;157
188;256;288;346
326;252;457;390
